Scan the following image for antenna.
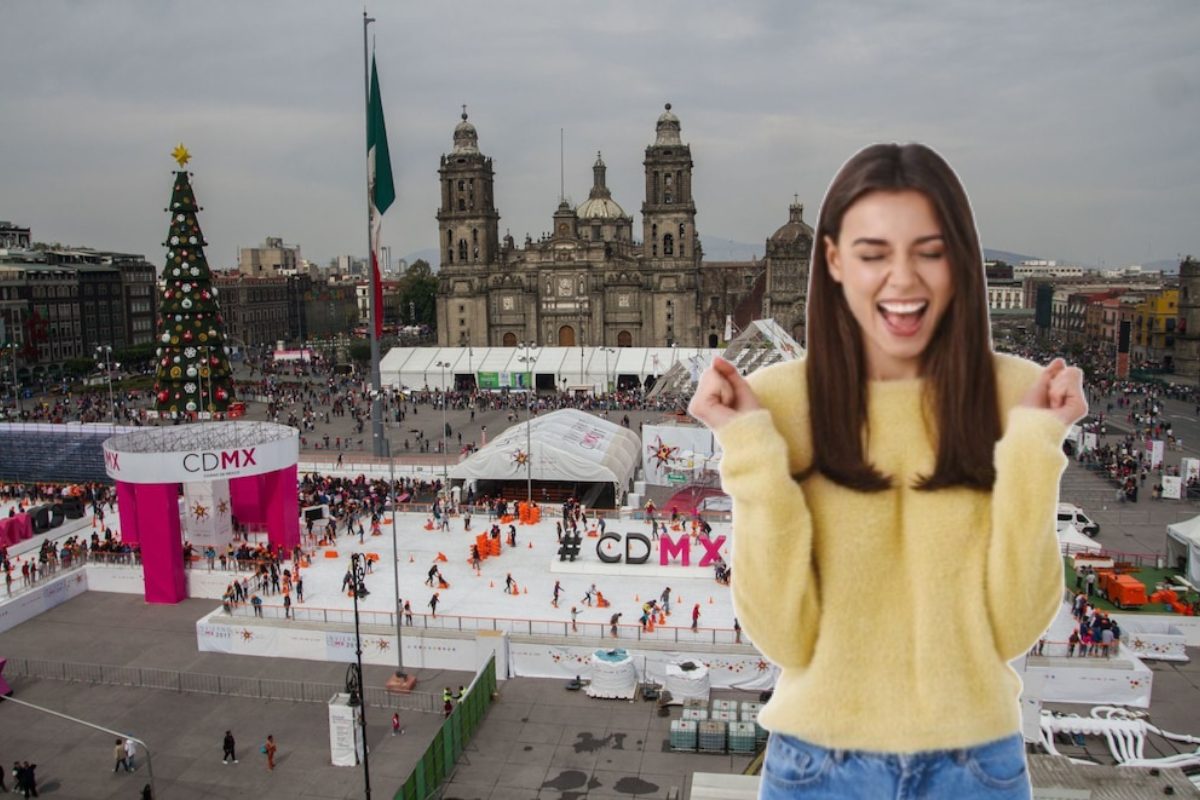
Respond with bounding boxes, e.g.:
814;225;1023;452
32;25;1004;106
560;128;565;203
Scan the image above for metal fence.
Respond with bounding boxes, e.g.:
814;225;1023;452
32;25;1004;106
395;654;497;800
3;657;442;714
223;602;747;646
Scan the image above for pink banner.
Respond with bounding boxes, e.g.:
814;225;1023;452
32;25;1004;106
116;482;139;545
229;474;268;526
264;465;299;553
135;483;186;604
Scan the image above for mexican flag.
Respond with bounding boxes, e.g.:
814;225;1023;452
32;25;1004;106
368;55;395;339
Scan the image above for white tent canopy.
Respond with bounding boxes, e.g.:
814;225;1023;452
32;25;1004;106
379;346;720;393
448;409;641;496
1166;516;1200;584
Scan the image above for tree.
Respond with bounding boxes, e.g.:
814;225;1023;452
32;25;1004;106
152;147;238;418
348;341;372;364
398;259;438;329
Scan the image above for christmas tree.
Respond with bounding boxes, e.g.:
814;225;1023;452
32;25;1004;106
153;144;237;419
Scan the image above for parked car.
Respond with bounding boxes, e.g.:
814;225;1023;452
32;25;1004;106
1057;503;1099;537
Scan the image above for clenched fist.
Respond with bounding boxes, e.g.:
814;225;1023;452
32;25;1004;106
688;357;763;432
1021;357;1087;427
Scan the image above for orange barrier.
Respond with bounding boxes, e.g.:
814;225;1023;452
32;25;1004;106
435;552;448;563
489;538;501;557
324;551;339;559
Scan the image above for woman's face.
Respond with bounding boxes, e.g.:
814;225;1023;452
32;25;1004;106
825;189;954;381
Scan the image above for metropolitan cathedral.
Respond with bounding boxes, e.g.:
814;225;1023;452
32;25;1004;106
435;105;812;350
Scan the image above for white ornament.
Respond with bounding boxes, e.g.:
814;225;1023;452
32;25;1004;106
186;367;197;378
190;267;199;276
186;401;197;412
161;333;171;343
181;299;193;310
184;382;197;394
176;214;184;222
184;347;197;358
170;236;179;245
189;236;197;244
181;283;191;293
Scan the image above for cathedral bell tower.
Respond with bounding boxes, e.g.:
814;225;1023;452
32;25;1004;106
642;104;700;346
436;110;500;347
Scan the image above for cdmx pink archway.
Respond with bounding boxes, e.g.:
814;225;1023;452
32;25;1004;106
103;422;299;604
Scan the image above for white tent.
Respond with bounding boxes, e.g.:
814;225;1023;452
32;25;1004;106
448;409;641;500
1166;516;1200;584
379;346;722;393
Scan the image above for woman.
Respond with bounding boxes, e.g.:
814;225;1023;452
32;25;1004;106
689;143;1084;799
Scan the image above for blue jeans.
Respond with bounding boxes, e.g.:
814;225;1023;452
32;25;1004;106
760;733;1031;800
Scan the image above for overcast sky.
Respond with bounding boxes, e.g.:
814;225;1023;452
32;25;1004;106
1;1;1197;272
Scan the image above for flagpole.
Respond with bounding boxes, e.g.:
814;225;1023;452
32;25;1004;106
365;11;384;459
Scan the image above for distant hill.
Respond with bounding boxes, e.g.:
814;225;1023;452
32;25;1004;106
984;249;1037;265
400;248;440;271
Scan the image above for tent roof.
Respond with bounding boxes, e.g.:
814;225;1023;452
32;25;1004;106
448;409;641;488
1167;515;1200;544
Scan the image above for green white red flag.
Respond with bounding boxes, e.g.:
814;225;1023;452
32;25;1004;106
367;55;395;339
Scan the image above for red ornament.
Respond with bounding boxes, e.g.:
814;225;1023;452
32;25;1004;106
216;387;229;401
157;390;169;404
183;330;194;342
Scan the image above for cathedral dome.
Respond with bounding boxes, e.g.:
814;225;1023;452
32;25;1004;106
654;103;682;146
452;110;479;155
770;202;814;245
576;151;628;220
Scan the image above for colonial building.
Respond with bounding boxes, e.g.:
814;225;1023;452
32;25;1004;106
435;105;812;349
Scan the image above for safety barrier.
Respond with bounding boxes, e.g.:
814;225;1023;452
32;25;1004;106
2;657;442;714
223;603;748;646
394;654;497;800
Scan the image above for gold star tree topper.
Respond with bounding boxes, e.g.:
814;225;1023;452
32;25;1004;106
172;143;192;167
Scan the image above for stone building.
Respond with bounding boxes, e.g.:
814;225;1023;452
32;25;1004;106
1174;256;1200;384
435;105;812;350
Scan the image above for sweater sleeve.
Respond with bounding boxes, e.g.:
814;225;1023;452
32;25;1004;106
987;406;1069;661
717;409;821;669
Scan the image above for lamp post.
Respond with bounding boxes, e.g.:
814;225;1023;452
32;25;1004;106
385;439;407;681
517;342;540;504
435;360;451;484
600;346;616;396
347;551;372;798
94;345;115;423
3;342;20;416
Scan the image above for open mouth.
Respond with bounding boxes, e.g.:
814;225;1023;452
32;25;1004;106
877;300;928;336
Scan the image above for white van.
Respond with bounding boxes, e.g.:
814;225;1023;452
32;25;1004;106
1057;503;1099;537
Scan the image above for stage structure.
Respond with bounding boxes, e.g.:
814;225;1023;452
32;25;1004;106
103;421;300;604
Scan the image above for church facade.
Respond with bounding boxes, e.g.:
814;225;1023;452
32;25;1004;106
435;105;811;350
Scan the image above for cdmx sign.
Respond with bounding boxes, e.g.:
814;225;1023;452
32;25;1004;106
596;532;727;566
183;448;257;473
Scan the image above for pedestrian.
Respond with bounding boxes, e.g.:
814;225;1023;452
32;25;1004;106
113;737;130;773
570;606;579;632
428;592;440;617
504;572;515;594
223;730;238;764
263;734;276;771
295;575;304;603
734;617;742;644
404;600;413;625
609;612;622;638
251;594;263;617
660;586;671;615
583;583;595;606
124;737;139;771
283;592;292;619
687;143;1085;799
16;761;36;798
552;580;562;607
691;603;701;631
392;712;404;736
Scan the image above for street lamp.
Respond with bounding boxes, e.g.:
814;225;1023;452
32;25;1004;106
517;342;540;504
600;346;616;395
346;552;372;798
435;360;451;484
94;345;116;423
3;342;21;416
385;439;407;682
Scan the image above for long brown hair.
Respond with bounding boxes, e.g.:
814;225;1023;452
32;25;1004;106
804;143;1000;492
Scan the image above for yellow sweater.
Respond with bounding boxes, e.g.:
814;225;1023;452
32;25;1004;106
716;353;1067;753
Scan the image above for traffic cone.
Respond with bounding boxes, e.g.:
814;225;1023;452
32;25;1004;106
635;594;639;603
436;552;448;563
409;555;415;563
489;581;494;588
677;596;682;604
528;541;533;549
523;586;528;594
709;596;714;604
